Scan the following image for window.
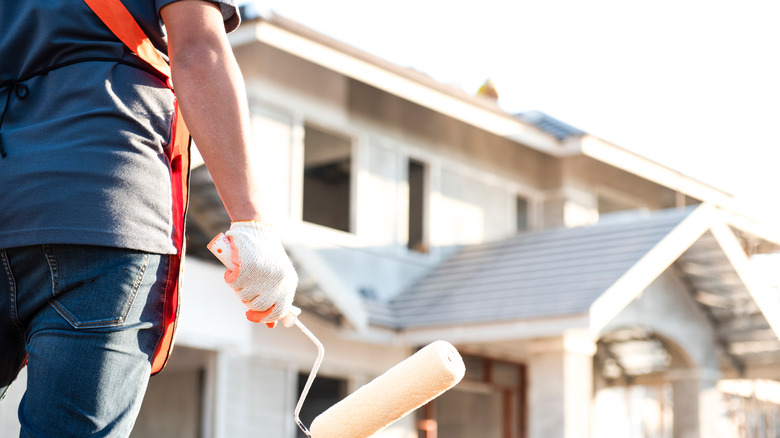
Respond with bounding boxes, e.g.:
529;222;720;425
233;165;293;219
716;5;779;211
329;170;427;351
408;159;428;253
419;356;527;438
516;196;529;232
302;125;352;232
296;374;347;438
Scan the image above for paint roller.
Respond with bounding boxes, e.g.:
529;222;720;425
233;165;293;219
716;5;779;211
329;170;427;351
208;233;466;437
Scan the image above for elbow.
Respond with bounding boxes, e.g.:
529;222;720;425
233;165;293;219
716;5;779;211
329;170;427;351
169;40;223;74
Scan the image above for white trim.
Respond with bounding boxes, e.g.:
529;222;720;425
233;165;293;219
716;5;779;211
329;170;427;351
589;204;714;335
590;204;780;344
577;136;735;209
525;330;597;356
202;352;218;438
397;314;590;346
709;221;780;340
232;19;739;218
285;366;300;438
212;351;230;438
229;21;560;154
289;112;305;222
718;208;780;246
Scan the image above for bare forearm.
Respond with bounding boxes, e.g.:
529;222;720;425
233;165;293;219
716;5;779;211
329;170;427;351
163;2;262;222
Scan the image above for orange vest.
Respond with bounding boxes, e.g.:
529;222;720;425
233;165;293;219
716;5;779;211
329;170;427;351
84;0;190;375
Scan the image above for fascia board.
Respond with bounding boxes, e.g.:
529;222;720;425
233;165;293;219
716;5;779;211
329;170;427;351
589;203;715;335
229;21;561;155
709;221;780;340
397;314;590;346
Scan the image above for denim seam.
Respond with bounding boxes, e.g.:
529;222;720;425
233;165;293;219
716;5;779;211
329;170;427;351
151;253;175;371
162;253;174;332
0;249;25;338
46;247;150;329
43;244;58;291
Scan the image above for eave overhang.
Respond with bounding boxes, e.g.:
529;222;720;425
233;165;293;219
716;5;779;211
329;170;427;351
229;15;738;211
384;205;780;375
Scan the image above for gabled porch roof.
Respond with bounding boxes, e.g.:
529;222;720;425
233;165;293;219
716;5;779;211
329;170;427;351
384;206;697;329
372;204;780;373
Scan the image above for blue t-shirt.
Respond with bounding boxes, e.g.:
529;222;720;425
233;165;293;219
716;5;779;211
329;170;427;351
0;0;238;254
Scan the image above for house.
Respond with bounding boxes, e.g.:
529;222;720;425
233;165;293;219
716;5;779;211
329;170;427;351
2;10;780;438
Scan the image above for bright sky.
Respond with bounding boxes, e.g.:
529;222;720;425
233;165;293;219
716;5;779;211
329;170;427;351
247;0;780;223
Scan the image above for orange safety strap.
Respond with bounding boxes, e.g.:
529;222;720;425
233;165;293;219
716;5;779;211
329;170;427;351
83;0;172;85
84;0;191;375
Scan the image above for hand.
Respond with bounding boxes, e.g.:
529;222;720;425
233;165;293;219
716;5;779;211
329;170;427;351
246;305;301;328
222;221;298;324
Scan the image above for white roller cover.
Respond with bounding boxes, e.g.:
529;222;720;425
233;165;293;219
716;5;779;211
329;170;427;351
310;340;465;438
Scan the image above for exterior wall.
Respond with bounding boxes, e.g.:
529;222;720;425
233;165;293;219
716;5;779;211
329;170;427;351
208;318;418;438
566;156;682;211
1;25;766;438
131;349;209;438
541;156;692;229
233;41;553;302
156;258;418;438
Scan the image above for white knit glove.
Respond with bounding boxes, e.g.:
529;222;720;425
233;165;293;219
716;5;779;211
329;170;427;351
223;221;298;324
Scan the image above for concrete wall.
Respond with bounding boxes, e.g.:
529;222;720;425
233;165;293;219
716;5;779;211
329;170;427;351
595;269;727;438
232;41;554;302
598;269;719;371
131;349;209;438
541;155;688;229
229;40;701;305
527;332;595;438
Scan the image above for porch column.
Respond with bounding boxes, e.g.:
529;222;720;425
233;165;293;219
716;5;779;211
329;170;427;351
212;350;296;438
527;330;596;438
668;368;721;438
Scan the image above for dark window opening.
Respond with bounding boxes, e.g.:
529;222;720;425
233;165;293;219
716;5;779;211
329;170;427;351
296;374;347;438
516;196;529;232
302;125;352;232
408;159;427;253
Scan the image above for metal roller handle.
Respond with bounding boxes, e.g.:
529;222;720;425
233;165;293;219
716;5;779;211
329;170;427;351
207;233;323;437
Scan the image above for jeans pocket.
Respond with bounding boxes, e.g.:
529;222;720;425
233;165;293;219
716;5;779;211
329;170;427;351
47;245;151;329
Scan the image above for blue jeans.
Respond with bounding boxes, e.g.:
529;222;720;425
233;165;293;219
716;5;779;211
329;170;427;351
0;244;170;437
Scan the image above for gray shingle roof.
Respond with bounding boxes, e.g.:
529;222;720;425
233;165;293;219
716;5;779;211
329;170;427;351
371;207;697;329
516;110;585;140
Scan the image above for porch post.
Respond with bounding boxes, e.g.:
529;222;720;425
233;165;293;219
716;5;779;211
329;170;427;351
527;330;596;438
668;368;721;438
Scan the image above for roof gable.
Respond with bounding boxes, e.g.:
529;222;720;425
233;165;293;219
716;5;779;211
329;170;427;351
381;207;697;329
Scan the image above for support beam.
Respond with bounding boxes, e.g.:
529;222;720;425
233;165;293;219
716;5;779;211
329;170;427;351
527;331;596;438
